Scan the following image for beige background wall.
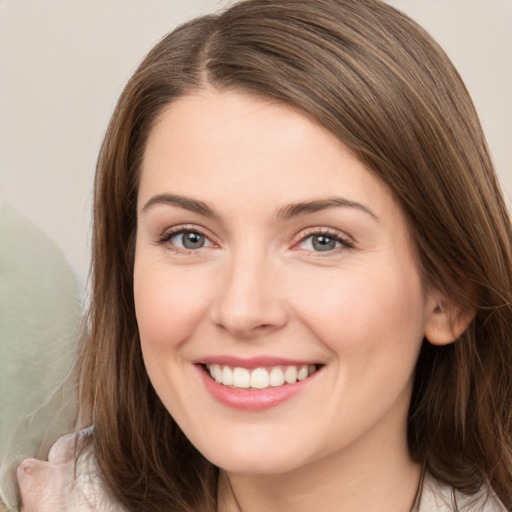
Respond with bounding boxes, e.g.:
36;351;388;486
0;1;510;508
1;0;511;285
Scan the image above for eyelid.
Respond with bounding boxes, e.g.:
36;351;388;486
154;224;354;255
155;224;217;251
292;227;355;251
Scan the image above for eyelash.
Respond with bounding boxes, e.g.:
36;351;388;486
293;228;354;255
155;225;354;255
155;225;214;255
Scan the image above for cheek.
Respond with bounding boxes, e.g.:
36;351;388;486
133;261;213;352
133;259;217;418
293;261;427;361
291;262;428;439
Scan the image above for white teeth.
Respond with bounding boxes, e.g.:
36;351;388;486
232;367;250;388
211;364;222;383
269;367;285;387
206;363;318;389
284;366;298;384
297;365;309;381
250;368;269;389
221;366;233;386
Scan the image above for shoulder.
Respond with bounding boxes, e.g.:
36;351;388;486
416;472;508;512
17;428;128;512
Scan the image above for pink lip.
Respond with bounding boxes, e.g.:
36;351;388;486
198;355;318;369
195;360;322;412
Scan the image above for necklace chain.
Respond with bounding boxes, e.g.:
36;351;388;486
226;475;242;512
224;465;425;512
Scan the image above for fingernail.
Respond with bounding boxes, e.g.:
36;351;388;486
18;458;37;475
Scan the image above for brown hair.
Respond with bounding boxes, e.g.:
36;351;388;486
76;0;512;509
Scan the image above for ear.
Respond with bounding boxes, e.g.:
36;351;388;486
424;293;475;346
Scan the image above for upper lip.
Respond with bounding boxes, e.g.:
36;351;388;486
196;355;322;369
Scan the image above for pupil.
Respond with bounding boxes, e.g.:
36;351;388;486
312;235;336;251
183;232;204;249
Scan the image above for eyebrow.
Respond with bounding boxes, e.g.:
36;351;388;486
141;194;217;218
141;193;378;222
277;197;379;221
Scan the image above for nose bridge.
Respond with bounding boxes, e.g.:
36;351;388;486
211;241;287;338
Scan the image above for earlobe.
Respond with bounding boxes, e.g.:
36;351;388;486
424;296;474;346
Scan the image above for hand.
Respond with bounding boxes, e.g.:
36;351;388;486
18;433;78;511
17;433;124;511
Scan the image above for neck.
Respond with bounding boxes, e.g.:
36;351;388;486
217;412;421;512
218;453;421;512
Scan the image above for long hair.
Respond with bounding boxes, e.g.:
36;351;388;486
76;0;512;509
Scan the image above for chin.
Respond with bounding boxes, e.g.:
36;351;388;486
191;431;315;476
211;453;304;476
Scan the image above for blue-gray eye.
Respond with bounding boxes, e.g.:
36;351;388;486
299;234;343;252
312;235;338;251
172;231;207;249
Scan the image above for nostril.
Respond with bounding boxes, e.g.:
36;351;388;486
210;275;289;337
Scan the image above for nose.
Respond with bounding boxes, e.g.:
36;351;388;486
210;250;289;340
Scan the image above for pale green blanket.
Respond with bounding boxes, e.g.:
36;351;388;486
0;201;80;510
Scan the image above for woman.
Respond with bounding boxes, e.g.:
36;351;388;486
17;0;512;510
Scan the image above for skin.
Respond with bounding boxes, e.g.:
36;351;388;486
17;433;120;511
17;88;465;511
133;88;458;512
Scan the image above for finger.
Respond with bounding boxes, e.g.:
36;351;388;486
17;459;50;511
17;458;44;483
48;433;76;464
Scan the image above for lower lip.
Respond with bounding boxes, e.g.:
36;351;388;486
197;365;319;411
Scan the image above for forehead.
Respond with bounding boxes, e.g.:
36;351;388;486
138;88;400;224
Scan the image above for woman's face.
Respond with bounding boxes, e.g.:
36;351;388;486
134;89;438;475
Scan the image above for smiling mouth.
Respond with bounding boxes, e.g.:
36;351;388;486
204;363;320;390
